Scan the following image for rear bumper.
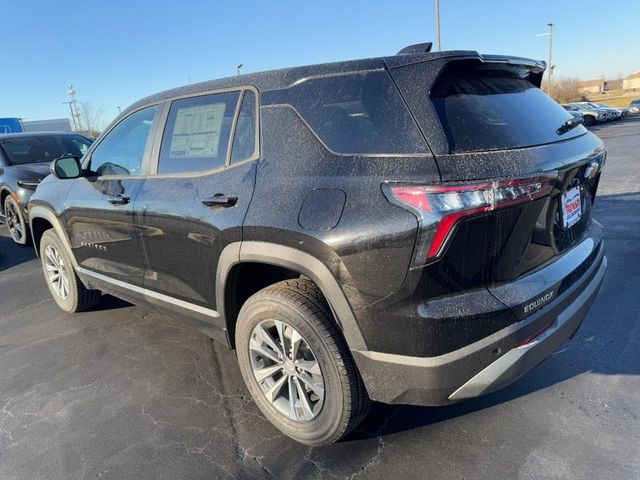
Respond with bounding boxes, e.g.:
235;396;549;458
353;246;606;406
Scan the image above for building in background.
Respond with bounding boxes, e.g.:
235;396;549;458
604;79;623;91
22;118;71;132
0;117;24;133
577;78;605;94
623;72;640;91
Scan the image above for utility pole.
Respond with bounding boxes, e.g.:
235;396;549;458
63;101;77;131
67;84;80;130
435;0;441;51
547;23;554;96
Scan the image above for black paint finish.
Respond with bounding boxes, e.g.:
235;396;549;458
134;161;257;309
28;48;606;407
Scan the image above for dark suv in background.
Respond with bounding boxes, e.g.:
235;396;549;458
0;132;92;244
29;44;607;446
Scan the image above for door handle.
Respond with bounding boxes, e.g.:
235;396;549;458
201;193;238;208
108;194;130;205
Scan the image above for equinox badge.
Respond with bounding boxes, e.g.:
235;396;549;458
524;291;555;314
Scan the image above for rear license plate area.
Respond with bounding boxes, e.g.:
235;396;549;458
561;184;582;229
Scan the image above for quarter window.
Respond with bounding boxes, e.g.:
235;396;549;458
158;92;240;174
277;71;428;154
89;106;157;176
230;90;257;163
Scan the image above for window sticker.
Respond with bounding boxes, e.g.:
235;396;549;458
169;103;226;158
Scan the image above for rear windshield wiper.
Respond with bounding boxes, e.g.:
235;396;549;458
556;117;583;135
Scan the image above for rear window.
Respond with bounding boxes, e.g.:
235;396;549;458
285;71;428;154
431;65;586;153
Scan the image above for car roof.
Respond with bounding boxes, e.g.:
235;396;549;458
0;131;81;140
125;49;544;114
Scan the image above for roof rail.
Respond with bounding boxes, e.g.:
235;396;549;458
397;42;433;55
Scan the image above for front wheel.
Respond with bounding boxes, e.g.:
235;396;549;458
4;196;29;245
235;279;370;446
39;229;101;312
583;115;595;127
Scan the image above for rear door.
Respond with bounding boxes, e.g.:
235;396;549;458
63;105;160;287
134;88;259;334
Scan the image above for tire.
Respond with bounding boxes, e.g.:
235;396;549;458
235;279;371;446
583;115;595;127
4;195;29;245
39;229;101;312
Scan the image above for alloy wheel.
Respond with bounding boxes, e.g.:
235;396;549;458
249;319;325;422
44;244;70;300
5;201;24;243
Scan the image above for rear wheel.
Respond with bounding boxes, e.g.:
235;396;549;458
235;279;370;446
4;196;29;245
39;229;101;312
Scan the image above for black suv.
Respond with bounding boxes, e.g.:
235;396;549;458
0;132;93;245
29;45;607;446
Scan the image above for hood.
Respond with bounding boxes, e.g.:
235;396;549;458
8;162;51;180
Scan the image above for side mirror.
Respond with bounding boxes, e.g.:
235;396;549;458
51;155;82;179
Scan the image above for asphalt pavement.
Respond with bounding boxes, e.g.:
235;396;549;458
1;117;639;479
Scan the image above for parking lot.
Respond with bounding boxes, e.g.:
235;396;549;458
1;117;639;479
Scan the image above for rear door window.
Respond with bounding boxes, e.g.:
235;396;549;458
158;92;240;174
282;71;428;154
431;64;587;153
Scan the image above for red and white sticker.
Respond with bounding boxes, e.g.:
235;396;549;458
562;185;582;229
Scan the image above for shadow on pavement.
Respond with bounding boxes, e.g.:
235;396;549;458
588;115;640;132
0;232;36;272
90;294;134;312
348;191;640;441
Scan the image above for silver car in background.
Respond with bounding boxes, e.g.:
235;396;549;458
562;103;605;126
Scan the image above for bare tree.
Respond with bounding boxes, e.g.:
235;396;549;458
545;77;587;103
75;102;106;138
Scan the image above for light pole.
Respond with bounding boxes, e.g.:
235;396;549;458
536;23;555;96
236;64;243;75
546;23;554;96
435;0;441;51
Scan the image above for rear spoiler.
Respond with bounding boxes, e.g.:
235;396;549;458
384;51;548;157
385;50;546;88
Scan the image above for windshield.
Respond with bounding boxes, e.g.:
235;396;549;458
0;134;92;166
431;65;586;153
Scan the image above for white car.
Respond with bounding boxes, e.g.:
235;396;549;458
589;102;623;120
578;102;617;120
564;103;606;126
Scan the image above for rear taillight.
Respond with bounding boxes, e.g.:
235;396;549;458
384;173;557;263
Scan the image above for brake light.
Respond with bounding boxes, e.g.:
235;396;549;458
385;174;556;261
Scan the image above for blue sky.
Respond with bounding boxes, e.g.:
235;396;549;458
2;0;638;124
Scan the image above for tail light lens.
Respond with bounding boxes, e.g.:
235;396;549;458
384;173;557;263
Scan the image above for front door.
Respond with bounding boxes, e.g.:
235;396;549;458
63;105;160;287
134;89;258;332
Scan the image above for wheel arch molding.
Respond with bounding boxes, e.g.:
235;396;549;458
28;204;77;266
216;241;367;352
